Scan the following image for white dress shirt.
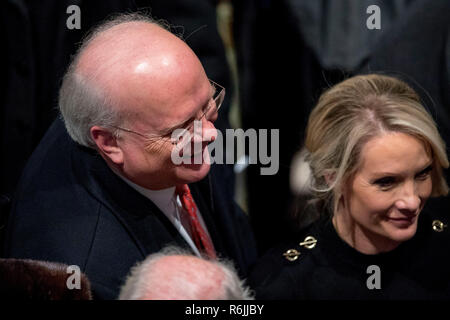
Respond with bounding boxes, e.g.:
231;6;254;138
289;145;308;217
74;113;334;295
114;173;212;258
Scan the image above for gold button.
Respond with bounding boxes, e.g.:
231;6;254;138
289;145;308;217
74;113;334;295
432;220;447;232
283;249;301;261
299;236;317;249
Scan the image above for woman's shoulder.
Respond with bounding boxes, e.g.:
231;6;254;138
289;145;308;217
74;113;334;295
248;222;323;299
248;203;450;299
405;204;450;278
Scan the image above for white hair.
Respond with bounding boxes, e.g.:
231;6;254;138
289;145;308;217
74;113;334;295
118;246;254;300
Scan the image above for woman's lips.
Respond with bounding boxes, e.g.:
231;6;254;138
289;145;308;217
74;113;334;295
387;215;417;227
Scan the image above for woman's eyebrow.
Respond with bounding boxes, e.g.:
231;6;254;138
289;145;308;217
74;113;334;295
416;162;433;174
370;161;433;178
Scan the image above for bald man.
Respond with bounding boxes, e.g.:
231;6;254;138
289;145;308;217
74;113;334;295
118;246;253;300
4;13;257;299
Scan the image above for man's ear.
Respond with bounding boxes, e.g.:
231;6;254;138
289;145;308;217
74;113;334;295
90;126;124;165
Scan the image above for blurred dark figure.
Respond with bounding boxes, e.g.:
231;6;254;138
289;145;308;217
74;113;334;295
232;0;417;253
360;0;450;213
0;0;134;218
0;258;92;300
0;0;234;254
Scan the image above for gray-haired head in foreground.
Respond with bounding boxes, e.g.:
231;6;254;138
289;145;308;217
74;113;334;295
118;246;254;300
58;13;169;148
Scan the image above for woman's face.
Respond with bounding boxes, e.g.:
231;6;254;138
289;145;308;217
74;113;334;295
336;132;433;253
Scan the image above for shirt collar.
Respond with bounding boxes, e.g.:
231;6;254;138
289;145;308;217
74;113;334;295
111;170;176;214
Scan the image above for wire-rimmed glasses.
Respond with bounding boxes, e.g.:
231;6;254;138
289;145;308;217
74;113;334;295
110;79;225;146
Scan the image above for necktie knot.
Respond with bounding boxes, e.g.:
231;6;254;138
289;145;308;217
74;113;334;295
175;184;190;197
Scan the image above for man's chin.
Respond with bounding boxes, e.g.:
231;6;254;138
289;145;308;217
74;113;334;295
176;162;211;183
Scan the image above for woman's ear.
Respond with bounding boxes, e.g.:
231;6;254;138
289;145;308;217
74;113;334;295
336;174;355;212
324;170;336;187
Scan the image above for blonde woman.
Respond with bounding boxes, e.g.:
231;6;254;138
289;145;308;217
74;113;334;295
250;74;450;299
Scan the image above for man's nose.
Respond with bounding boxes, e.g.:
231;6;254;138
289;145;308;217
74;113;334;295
396;182;421;212
202;118;217;142
192;118;217;144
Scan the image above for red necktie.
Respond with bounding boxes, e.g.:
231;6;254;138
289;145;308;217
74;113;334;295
175;184;217;259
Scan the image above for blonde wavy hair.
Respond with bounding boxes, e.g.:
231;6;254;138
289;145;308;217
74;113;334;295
291;74;449;223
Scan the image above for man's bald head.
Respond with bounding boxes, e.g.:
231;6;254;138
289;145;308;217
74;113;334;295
59;13;206;147
76;20;204;121
118;247;253;300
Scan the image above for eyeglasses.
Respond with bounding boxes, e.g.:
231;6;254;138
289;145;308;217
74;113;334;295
110;79;225;146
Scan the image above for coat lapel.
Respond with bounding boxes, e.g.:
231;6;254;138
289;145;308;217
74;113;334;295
72;144;190;257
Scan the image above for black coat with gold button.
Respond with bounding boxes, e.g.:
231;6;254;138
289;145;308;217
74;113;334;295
249;201;450;300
